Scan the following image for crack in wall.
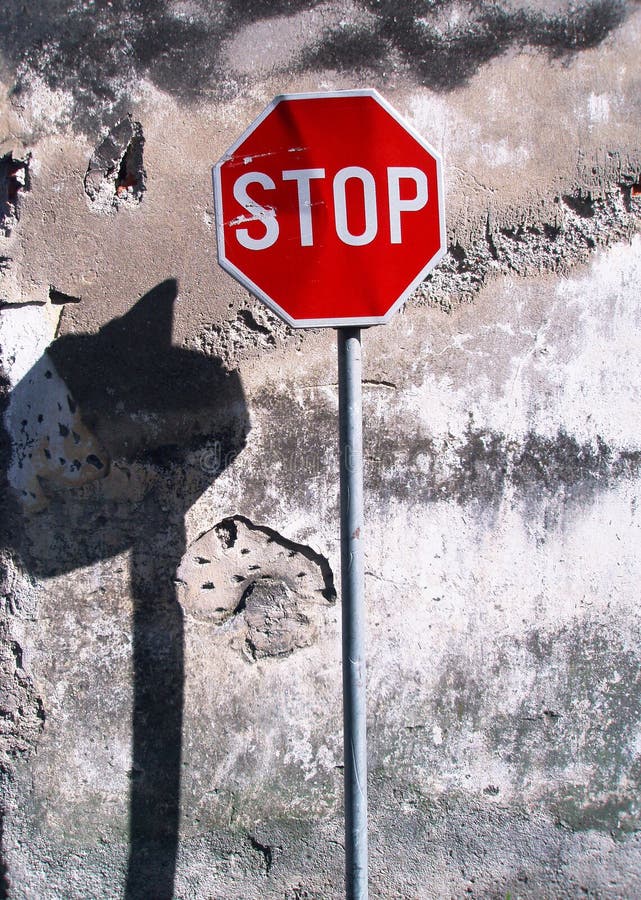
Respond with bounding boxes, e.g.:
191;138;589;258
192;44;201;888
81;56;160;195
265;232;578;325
0;555;45;771
247;833;273;875
48;287;81;306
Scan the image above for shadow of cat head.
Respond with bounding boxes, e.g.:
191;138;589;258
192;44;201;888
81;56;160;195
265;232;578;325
4;279;249;577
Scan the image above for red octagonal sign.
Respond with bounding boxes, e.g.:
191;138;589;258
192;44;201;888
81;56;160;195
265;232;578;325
213;90;446;328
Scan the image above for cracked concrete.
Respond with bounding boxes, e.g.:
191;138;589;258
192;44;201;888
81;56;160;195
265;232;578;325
0;0;640;897
424;181;641;311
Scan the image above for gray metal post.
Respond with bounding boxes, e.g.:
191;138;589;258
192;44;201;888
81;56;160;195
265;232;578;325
337;327;368;900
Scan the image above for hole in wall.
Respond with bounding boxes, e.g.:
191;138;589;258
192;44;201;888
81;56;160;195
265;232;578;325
84;117;146;210
49;286;81;305
115;127;145;201
0;152;30;236
562;192;595;218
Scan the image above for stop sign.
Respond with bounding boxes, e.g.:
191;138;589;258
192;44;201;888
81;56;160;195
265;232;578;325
213;90;445;328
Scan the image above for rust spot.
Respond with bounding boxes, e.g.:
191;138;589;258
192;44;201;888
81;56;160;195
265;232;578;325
116;173;140;196
631;181;641;197
351;527;361;539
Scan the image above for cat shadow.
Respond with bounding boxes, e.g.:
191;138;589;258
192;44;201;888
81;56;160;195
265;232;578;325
4;279;249;898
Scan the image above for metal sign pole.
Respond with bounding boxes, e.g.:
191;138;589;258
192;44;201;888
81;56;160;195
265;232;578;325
214;88;446;900
337;327;368;900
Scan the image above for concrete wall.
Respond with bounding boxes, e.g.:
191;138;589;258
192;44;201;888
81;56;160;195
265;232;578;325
1;1;640;897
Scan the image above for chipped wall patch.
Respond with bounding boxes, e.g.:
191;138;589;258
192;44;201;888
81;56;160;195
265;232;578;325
240;577;316;660
176;515;334;660
422;181;641;311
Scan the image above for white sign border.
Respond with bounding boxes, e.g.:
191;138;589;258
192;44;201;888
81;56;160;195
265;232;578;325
212;89;446;329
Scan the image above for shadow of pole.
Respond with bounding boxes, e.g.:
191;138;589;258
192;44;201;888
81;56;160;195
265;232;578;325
126;525;186;898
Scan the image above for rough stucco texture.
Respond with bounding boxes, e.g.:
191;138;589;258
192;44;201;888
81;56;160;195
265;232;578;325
1;1;641;898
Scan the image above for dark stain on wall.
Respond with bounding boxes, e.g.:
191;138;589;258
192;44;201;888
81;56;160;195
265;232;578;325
374;421;641;511
373;623;641;838
0;0;630;134
490;626;641;835
260;389;641;512
349;0;628;88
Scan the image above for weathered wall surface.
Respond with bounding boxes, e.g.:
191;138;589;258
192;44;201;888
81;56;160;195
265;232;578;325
1;1;640;897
